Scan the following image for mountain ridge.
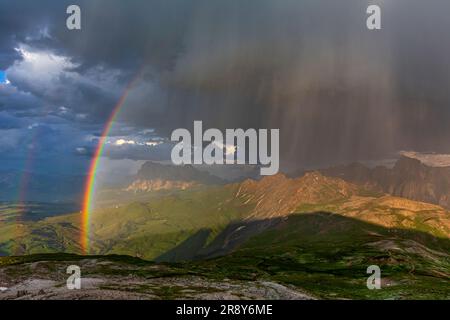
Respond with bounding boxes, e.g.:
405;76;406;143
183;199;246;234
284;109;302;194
320;156;450;209
125;161;225;192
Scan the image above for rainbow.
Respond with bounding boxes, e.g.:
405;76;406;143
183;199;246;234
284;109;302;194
14;133;38;255
81;73;142;254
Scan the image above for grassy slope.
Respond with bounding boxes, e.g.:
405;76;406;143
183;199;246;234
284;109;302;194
89;185;252;259
0;212;82;255
0;185;253;259
1;212;449;300
193;213;450;299
295;195;450;238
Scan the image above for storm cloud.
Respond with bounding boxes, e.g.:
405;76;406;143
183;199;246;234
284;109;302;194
1;0;450;172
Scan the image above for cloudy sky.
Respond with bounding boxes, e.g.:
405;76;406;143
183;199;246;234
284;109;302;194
1;0;450;198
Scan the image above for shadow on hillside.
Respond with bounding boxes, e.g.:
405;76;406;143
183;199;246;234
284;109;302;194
155;212;450;263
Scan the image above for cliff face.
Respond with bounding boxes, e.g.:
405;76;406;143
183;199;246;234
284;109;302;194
125;161;224;192
321;156;450;209
235;172;359;220
125;179;198;192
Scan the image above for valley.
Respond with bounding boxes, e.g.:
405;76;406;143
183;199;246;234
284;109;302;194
0;158;449;299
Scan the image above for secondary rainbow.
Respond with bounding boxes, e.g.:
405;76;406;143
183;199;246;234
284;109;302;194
81;73;142;254
14;132;39;255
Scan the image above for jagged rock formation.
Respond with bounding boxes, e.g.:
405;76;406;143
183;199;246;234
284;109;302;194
125;161;224;192
235;172;358;219
320;156;450;209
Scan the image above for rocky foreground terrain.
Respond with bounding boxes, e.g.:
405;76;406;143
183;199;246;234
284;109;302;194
0;255;314;300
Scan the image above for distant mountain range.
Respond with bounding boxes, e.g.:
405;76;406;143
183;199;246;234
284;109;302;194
2;155;450;212
320;156;450;209
125;161;225;192
125;156;450;212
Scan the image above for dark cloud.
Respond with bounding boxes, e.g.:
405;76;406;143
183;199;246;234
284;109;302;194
113;0;450;167
0;112;22;129
0;0;450;171
103;142;173;162
0;84;44;111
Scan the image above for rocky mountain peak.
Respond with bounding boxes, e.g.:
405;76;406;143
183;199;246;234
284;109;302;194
126;161;224;192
